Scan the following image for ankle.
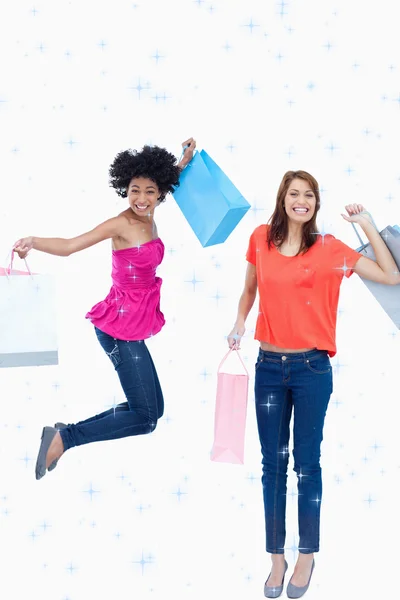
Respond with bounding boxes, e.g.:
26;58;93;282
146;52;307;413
271;554;286;564
296;553;314;564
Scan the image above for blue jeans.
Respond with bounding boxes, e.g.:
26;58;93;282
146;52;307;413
254;348;333;554
60;327;164;451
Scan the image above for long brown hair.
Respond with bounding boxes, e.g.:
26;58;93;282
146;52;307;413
267;170;320;255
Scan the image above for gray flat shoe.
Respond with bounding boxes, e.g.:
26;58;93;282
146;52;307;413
287;559;315;599
35;426;58;480
47;422;67;472
264;560;288;598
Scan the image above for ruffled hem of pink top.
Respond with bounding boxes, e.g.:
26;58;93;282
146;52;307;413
86;283;165;341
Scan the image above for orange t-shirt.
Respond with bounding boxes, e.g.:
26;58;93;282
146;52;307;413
246;225;363;357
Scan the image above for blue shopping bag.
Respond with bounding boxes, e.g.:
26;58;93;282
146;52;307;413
173;150;250;247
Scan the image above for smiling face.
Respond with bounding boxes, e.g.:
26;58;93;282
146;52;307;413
284;178;317;224
127;177;161;218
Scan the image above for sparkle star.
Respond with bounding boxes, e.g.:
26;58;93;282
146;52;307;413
325;141;339;154
277;0;288;18
185;271;203;292
151;49;164;64
278;445;289;458
246;82;258;95
66;562;78;575
364;494;376;507
333;258;351;275
200;368;210;381
297;468;308;483
129;79;150;100
83;483;100;501
132;551;154;575
172;487;187;502
243;18;259;34
259;393;278;413
65;138;77;149
311;224;331;244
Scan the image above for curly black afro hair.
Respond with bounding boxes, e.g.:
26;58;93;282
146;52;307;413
109;145;181;201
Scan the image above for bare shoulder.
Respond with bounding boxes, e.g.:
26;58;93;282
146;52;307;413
113;210;157;250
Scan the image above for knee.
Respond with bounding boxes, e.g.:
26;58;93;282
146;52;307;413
262;449;290;475
293;462;321;477
147;420;158;433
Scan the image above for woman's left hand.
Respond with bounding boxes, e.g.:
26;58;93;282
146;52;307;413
178;137;196;168
341;204;374;225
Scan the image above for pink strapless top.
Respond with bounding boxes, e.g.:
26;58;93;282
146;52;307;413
86;238;165;341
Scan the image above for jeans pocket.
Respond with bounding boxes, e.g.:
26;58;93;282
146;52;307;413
305;356;331;375
95;328;122;369
106;343;122;369
255;356;264;371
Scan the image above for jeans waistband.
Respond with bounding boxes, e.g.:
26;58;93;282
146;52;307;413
258;348;328;362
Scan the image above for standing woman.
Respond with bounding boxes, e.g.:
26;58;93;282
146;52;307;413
228;170;399;599
14;138;196;480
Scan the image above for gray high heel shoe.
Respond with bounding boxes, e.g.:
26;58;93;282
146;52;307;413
47;422;67;472
35;426;59;480
286;559;315;599
264;560;288;598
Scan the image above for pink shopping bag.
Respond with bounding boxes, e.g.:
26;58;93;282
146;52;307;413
210;348;249;465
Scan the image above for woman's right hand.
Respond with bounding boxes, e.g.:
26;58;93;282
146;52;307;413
227;323;245;349
13;236;34;259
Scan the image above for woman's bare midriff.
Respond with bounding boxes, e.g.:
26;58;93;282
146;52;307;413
260;341;316;353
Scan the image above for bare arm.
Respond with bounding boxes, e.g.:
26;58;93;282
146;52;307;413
352;221;400;286
177;137;196;169
227;263;258;348
14;216;126;258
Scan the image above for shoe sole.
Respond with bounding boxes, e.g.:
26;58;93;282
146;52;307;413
35;426;58;480
47;422;67;472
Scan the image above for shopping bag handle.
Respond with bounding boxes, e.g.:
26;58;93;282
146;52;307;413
218;348;249;377
351;211;378;248
4;249;32;278
178;145;198;168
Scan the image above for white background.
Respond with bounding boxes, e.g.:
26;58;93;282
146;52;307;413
0;1;399;599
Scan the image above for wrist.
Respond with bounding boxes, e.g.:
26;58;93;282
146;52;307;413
359;217;376;232
235;318;245;328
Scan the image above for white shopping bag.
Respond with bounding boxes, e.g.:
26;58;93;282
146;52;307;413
352;218;400;329
0;255;58;368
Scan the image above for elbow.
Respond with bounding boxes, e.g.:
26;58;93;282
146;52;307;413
385;270;400;285
243;287;257;300
63;240;74;257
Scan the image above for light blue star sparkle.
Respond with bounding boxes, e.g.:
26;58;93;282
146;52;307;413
83;483;100;501
311;224;331;244
172;487;187;502
243;18;259;34
364;494;376;507
185;271;203;292
129;79;150;100
333;258;352;275
246;82;258;95
151;49;164;64
132;551;154;575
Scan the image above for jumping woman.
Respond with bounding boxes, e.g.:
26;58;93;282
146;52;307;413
14;138;196;480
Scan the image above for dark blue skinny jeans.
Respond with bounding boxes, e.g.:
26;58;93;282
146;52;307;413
254;348;333;554
60;327;164;451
